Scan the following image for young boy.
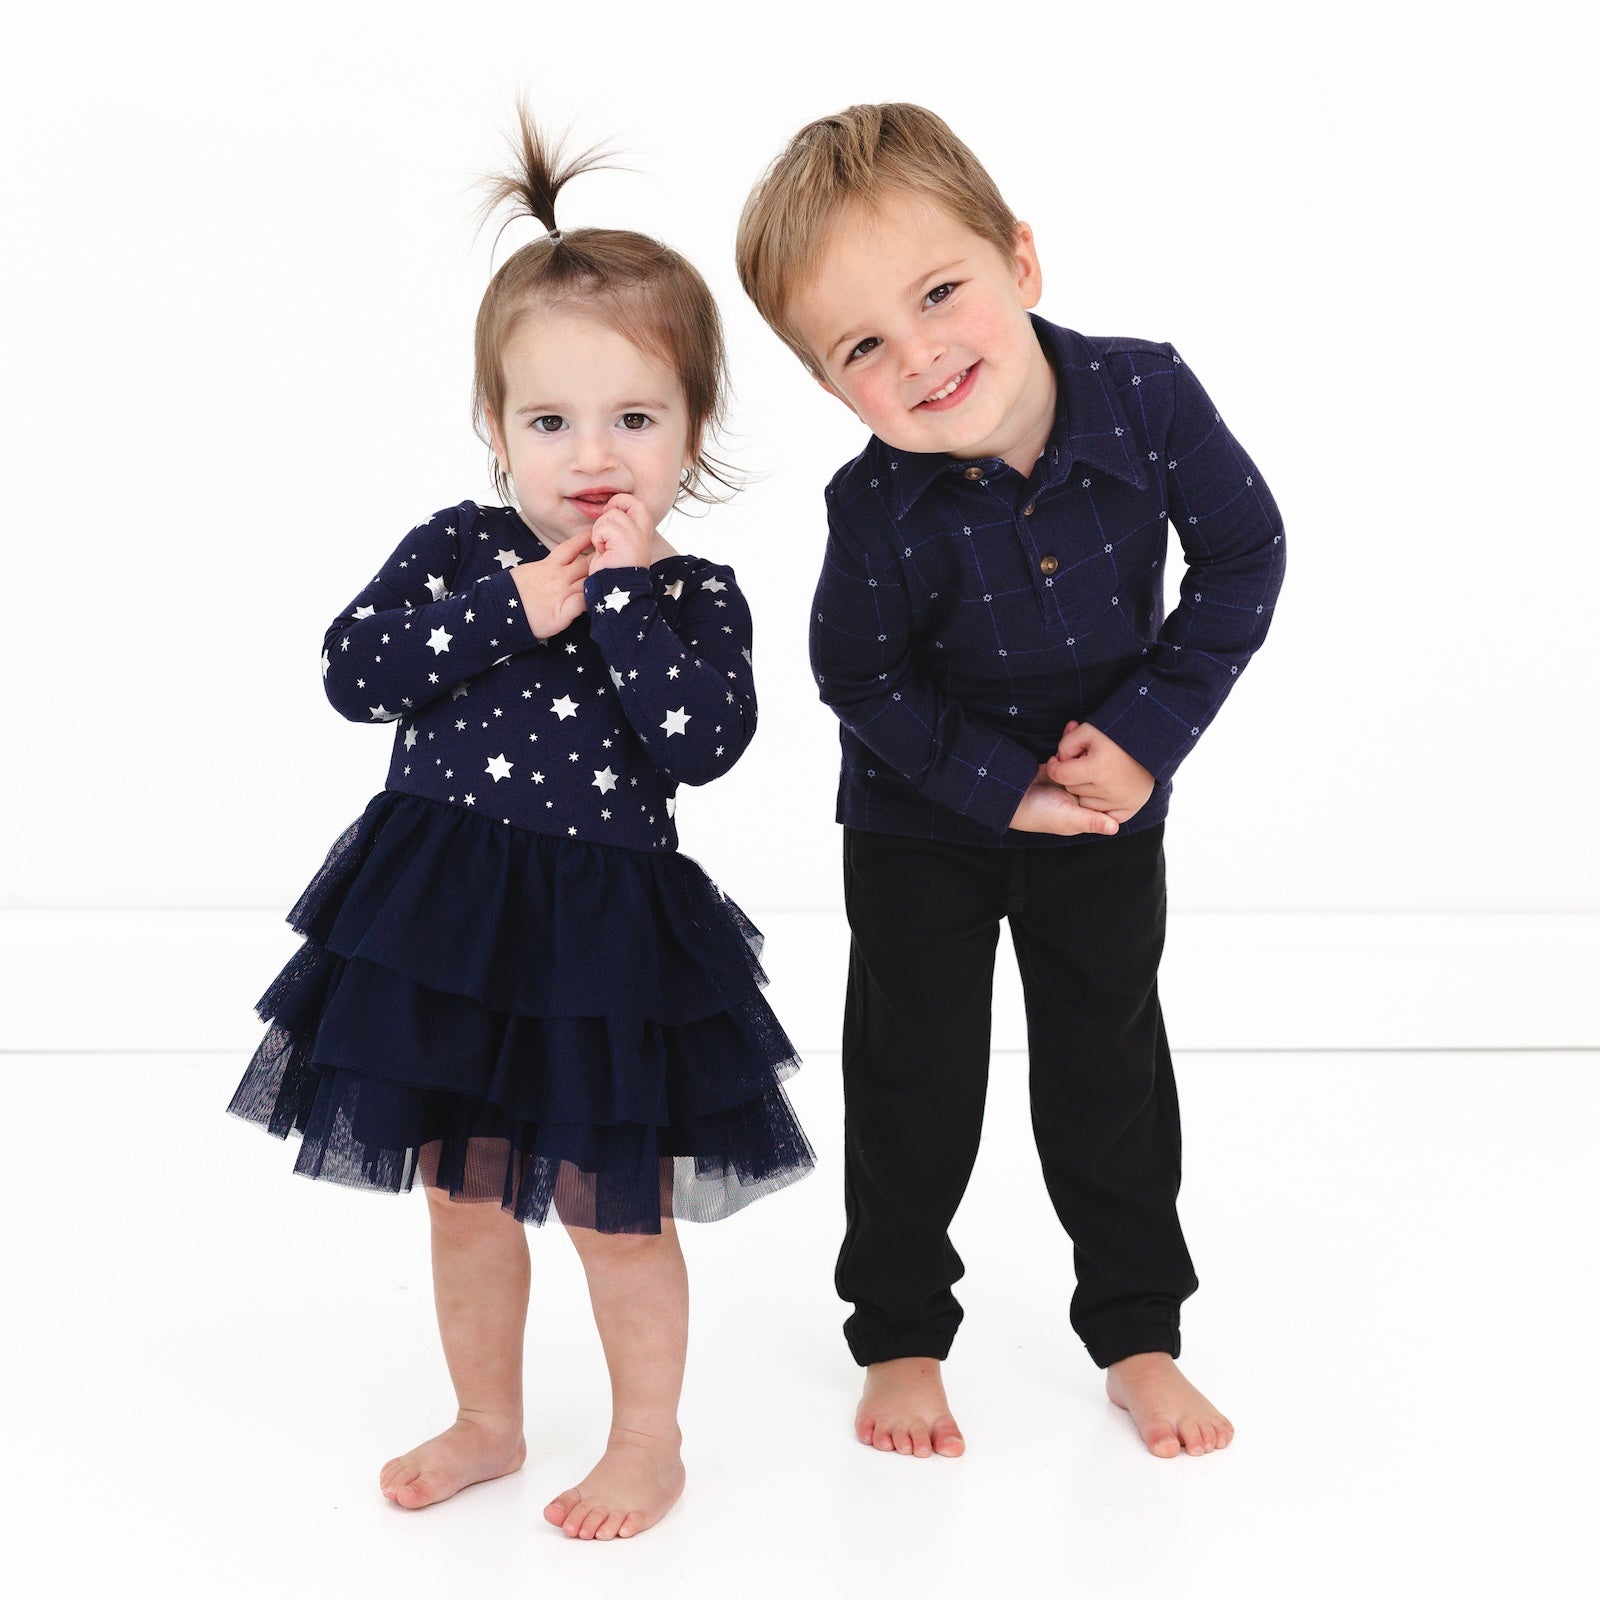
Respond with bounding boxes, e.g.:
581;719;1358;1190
735;105;1284;1460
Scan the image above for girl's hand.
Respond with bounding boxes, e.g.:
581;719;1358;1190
511;534;592;639
589;492;658;573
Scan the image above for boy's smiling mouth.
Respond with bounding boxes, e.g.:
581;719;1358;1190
916;363;977;409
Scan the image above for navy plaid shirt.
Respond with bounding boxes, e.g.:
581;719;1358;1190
810;316;1285;846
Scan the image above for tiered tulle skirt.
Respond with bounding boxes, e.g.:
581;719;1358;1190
228;793;813;1232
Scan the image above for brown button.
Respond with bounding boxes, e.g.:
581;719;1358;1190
962;465;984;480
1022;502;1035;516
1039;555;1059;575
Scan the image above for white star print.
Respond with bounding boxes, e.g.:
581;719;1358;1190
424;575;447;601
353;604;376;619
531;771;545;784
369;705;398;721
702;576;727;592
663;579;684;600
451;683;468;699
661;707;690;737
667;665;680;679
609;667;624;690
404;726;417;750
485;754;512;782
551;695;578;720
602;586;632;612
321;651;330;678
427;628;452;654
592;766;618;794
494;548;520;569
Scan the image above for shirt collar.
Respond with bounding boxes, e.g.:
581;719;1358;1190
883;317;1149;520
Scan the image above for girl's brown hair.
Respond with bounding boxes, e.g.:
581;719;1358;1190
474;105;735;505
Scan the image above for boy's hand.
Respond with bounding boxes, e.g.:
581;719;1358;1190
1009;767;1120;837
511;533;592;639
1045;721;1155;823
589;492;657;573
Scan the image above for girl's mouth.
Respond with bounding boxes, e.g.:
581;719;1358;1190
568;490;620;519
917;364;977;410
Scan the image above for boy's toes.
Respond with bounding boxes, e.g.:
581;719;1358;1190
910;1422;933;1458
932;1417;966;1457
1145;1421;1182;1458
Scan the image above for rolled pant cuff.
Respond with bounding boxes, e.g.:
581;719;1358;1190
1083;1316;1182;1369
844;1323;959;1368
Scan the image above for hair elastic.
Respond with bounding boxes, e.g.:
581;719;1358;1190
547;228;564;245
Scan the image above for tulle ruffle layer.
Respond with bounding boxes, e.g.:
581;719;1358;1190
229;793;812;1232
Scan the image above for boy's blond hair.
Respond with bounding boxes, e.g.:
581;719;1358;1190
735;103;1019;377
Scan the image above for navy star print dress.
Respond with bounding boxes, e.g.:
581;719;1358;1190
229;502;813;1233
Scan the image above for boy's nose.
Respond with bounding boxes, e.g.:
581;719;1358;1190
902;336;946;381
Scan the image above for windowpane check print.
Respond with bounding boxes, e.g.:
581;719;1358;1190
810;318;1285;846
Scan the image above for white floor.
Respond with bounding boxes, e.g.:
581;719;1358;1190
8;1046;1596;1599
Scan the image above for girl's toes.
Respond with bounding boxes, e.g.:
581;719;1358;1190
595;1509;628;1541
577;1504;610;1540
618;1511;643;1539
910;1424;933;1458
544;1491;580;1529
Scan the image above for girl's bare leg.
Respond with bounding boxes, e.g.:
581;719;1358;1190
379;1187;530;1508
543;1216;689;1541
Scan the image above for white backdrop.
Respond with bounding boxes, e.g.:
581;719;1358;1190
2;0;1595;915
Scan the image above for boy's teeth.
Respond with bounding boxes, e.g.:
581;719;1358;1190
924;369;969;403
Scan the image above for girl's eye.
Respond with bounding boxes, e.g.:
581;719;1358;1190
845;336;881;365
620;413;653;431
530;415;565;433
924;282;957;307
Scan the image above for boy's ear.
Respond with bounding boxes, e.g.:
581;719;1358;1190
1012;221;1044;311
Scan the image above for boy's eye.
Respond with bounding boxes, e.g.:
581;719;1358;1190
619;413;653;431
530;415;565;433
846;336;882;364
924;282;957;307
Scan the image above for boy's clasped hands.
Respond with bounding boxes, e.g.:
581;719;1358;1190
1012;719;1156;837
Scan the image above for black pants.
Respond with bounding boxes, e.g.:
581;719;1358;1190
837;825;1198;1369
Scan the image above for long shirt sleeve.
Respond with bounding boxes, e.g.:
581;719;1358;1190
321;508;533;724
1085;353;1285;783
585;562;758;787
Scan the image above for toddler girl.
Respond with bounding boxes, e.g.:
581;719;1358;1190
228;110;813;1541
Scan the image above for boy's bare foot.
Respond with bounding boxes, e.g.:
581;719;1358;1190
1105;1353;1233;1458
379;1413;527;1508
543;1426;686;1541
856;1356;965;1458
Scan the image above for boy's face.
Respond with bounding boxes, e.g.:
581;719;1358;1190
787;190;1055;472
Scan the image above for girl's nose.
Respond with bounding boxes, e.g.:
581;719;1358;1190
572;428;616;472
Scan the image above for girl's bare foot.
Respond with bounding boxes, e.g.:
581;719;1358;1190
543;1425;686;1540
856;1356;965;1458
379;1413;527;1509
1105;1353;1233;1458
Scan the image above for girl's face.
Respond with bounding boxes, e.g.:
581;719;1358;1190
489;308;695;547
